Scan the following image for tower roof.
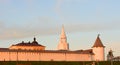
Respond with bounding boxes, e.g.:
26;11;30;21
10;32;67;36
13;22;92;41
60;25;66;38
92;34;105;48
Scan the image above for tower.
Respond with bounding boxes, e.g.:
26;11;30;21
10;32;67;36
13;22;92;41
92;34;105;61
107;49;114;61
57;25;69;50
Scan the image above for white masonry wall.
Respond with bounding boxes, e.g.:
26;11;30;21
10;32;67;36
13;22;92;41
0;51;93;61
92;47;105;61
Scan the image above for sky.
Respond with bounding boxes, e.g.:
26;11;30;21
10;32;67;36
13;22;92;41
0;0;120;59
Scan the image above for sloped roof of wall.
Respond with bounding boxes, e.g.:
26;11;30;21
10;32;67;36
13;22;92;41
0;48;93;54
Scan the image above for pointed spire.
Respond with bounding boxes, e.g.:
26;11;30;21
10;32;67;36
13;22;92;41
57;25;69;50
98;34;100;37
92;34;105;48
60;25;66;38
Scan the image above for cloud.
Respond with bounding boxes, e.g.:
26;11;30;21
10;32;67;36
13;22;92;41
54;0;90;22
55;0;63;14
0;17;60;40
64;21;120;33
0;19;119;40
55;0;67;22
0;26;59;40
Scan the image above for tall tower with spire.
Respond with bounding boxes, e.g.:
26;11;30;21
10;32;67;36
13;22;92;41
57;25;69;50
92;34;105;61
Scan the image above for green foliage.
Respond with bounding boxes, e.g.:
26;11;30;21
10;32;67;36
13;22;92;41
0;61;119;65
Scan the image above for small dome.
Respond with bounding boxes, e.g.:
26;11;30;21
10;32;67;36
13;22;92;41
32;37;38;44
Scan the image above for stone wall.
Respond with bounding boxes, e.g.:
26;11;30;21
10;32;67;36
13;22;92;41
0;51;93;61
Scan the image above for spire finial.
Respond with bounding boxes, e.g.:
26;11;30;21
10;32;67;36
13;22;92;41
61;24;66;38
34;37;36;41
98;34;100;37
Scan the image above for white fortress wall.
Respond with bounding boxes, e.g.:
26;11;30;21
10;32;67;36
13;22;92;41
0;51;93;61
0;52;9;61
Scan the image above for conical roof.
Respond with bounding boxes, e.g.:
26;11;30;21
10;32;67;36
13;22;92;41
60;25;66;38
92;34;105;48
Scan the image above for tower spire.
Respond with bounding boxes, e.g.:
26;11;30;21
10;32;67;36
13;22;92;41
57;25;69;50
98;34;100;37
61;25;66;38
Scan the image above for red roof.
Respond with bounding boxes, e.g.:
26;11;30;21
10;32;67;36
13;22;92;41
92;35;105;48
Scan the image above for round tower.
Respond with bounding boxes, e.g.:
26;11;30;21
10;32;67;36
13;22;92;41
92;34;105;61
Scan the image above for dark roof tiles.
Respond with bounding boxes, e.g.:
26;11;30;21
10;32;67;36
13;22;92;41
12;37;45;47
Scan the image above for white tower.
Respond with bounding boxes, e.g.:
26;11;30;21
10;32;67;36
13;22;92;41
92;34;105;61
57;25;69;50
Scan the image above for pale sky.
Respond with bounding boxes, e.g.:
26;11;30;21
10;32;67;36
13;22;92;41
0;0;120;58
